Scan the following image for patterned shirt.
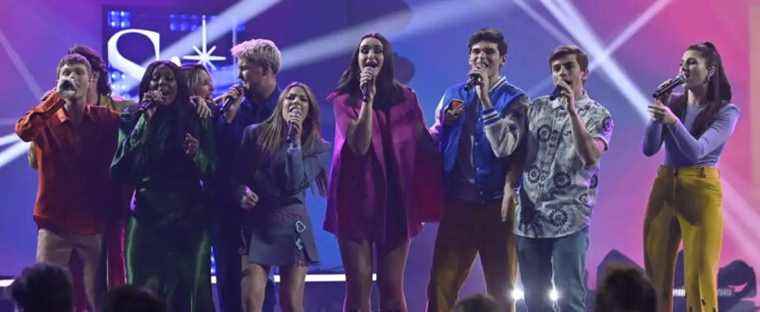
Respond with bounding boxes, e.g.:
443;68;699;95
483;93;613;238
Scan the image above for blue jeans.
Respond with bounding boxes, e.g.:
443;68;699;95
517;227;589;312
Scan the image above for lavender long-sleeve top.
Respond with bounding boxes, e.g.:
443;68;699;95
643;101;739;167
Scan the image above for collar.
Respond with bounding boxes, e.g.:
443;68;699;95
489;76;507;93
53;103;95;125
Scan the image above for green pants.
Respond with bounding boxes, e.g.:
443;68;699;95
126;189;214;312
644;166;723;312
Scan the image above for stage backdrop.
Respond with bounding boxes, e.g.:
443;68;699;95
1;0;758;310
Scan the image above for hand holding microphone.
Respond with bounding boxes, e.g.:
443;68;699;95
647;71;685;125
219;84;245;113
360;62;378;103
551;78;578;112
140;89;164;120
465;62;488;91
467;62;493;108
286;104;305;146
651;72;686;99
57;78;77;98
216;84;245;123
549;79;572;101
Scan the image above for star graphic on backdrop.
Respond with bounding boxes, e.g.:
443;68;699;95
183;15;226;69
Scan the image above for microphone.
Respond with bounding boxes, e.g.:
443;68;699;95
137;90;164;112
286;121;298;145
549;80;571;101
549;86;562;101
137;98;158;112
464;62;488;91
59;79;75;91
219;84;244;113
285;107;302;146
360;83;370;102
464;73;482;91
360;64;378;102
58;79;76;97
652;73;686;99
221;97;235;113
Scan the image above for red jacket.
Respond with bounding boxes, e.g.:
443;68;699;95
16;93;120;235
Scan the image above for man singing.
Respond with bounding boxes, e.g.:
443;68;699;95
483;45;614;312
210;38;283;312
16;53;121;311
427;28;528;312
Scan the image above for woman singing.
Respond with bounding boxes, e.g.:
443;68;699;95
325;33;442;312
111;60;216;312
643;42;739;312
237;82;329;312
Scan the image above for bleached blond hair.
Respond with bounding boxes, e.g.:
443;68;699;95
230;38;282;74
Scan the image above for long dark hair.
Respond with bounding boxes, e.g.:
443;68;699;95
257;82;325;155
334;33;405;108
138;61;194;139
669;42;732;137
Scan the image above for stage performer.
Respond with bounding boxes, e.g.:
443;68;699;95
643;41;739;312
28;48;212;311
426;28;528;312
210;38;283;312
236;82;329;312
325;33;443;312
16;53;120;312
182;63;221;309
483;45;614;312
110;60;216;312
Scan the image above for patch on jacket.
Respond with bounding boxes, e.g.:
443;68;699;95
450;99;464;110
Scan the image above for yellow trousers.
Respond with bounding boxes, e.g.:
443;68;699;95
644;166;723;312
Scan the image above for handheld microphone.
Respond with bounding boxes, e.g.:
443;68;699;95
360;81;372;102
138;90;164;112
464;62;488;91
286;121;298;145
464;73;482;91
58;79;76;97
549;80;571;101
652;73;686;99
285;106;303;146
360;63;378;102
221;97;235;113
59;79;75;91
137;98;158;112
220;84;244;113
